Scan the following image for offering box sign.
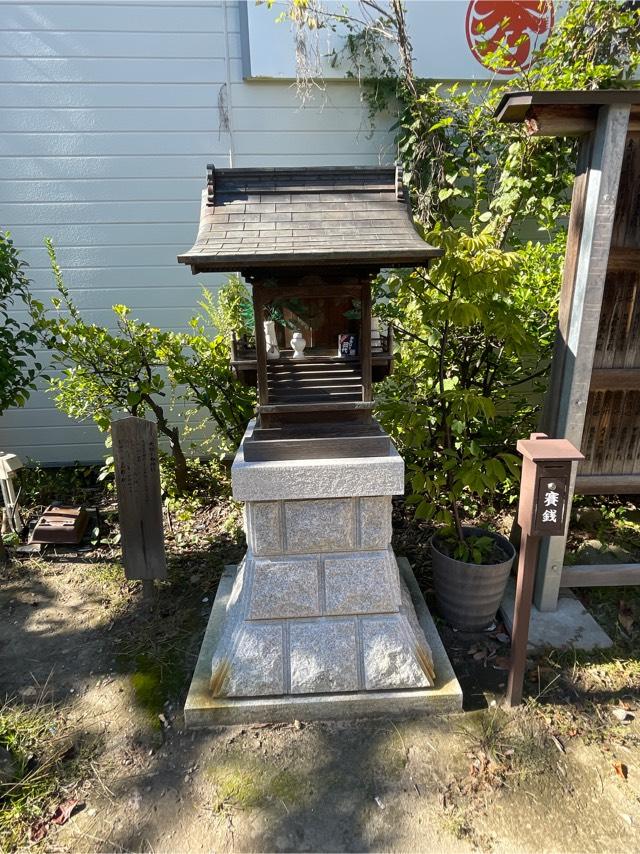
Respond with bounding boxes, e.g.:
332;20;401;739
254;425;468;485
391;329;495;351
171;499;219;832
338;334;358;358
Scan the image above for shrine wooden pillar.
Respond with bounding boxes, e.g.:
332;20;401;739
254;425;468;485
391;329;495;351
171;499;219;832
495;91;640;611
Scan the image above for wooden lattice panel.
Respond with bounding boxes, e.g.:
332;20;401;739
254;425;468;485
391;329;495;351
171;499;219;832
577;134;640;494
593;272;640;369
581;390;640;477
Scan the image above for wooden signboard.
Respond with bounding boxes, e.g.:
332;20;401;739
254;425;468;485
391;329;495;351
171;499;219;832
507;435;584;706
111;416;167;581
529;464;570;538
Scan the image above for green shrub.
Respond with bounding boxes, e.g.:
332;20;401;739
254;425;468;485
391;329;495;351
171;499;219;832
286;0;640;558
0;232;41;415
33;246;255;495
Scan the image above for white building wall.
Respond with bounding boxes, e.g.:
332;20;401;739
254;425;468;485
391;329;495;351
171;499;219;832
0;0;395;463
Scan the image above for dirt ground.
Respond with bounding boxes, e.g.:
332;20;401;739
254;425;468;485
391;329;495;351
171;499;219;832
2;500;640;852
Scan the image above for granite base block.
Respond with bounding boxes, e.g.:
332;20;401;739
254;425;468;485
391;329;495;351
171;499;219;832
184;559;463;727
209;549;430;697
232;420;405;502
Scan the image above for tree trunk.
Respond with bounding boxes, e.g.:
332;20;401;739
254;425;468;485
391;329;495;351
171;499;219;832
170;434;190;496
140;394;190;496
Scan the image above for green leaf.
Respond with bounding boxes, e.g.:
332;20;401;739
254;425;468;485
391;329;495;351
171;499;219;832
414;500;435;521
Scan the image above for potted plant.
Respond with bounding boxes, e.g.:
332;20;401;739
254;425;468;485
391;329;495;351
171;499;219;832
430;525;515;631
374;229;529;631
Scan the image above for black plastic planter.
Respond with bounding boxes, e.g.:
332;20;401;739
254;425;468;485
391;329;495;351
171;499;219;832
430;527;516;631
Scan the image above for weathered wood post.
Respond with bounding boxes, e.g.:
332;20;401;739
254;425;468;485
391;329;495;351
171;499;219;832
506;434;583;707
111;416;167;602
495;90;640;611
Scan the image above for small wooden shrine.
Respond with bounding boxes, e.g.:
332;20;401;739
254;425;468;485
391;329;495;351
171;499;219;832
496;90;640;610
179;165;440;461
179;167;456;723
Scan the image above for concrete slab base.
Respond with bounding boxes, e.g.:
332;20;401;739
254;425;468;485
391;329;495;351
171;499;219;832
500;577;613;651
184;557;462;727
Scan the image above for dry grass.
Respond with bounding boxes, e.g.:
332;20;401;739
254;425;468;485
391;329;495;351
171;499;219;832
0;695;91;851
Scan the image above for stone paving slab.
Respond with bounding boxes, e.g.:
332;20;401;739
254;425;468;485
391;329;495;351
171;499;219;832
500;577;613;651
184;559;463;727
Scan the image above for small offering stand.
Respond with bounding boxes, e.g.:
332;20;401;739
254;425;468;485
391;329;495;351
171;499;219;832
179;165;462;723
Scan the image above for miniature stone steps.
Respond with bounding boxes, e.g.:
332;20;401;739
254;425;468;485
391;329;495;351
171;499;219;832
269;390;363;404
251;422;386;440
267;359;363;404
268;374;362;386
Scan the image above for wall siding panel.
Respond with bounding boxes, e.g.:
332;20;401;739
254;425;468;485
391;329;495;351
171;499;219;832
0;0;393;464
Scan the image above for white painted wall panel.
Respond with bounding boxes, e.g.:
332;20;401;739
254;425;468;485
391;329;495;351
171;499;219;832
0;57;231;82
1;3;231;30
0;0;394;464
0;133;230;156
0;156;214;179
0;83;224;108
4;111;229;133
1;32;238;57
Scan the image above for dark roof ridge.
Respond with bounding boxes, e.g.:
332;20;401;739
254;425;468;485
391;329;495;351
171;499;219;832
178;163;441;272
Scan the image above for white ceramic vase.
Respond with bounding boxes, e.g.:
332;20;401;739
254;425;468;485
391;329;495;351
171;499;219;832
290;331;307;359
263;320;280;360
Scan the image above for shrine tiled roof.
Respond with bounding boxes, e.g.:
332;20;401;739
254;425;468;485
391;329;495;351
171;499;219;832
177;165;441;272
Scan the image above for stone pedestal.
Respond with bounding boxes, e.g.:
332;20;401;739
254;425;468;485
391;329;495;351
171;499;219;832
206;421;438;707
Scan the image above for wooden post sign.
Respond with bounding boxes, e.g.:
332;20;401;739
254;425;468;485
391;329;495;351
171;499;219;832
506;434;584;707
111;416;167;590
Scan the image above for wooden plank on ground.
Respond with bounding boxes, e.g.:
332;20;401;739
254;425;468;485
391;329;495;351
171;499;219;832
112;416;167;581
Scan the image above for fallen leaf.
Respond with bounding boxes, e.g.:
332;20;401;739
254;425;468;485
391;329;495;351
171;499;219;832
614;761;628;780
492;656;511;670
611;708;635;724
51;798;82;826
492;632;511;644
29;820;48;844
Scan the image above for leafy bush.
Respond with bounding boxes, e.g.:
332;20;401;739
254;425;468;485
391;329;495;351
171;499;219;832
0;233;41;414
199;275;254;343
288;0;640;559
382;1;639;556
34;245;255;495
